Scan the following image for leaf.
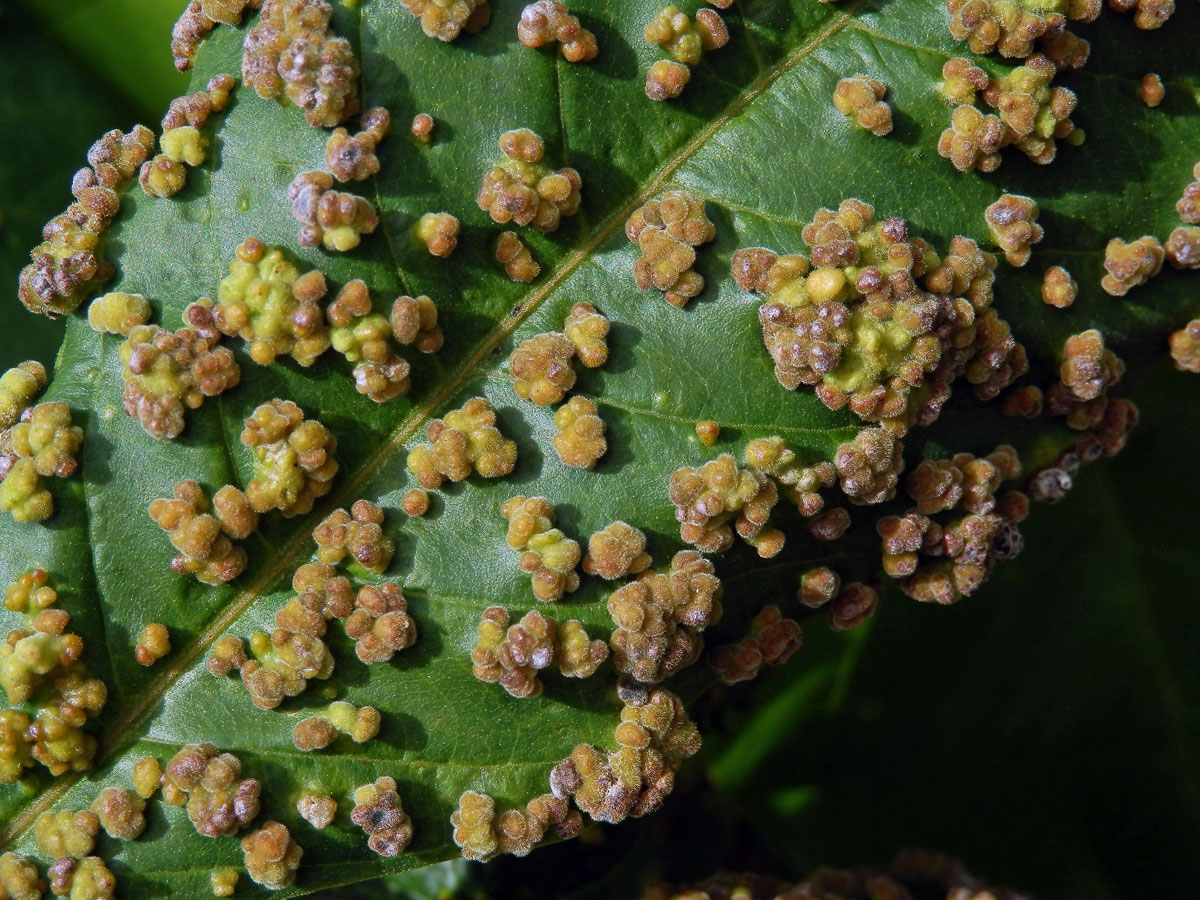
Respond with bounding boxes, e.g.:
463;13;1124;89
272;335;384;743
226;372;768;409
1;1;1198;897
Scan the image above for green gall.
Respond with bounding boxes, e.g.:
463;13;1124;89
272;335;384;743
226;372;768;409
87;292;151;335
0;361;47;428
242;399;338;517
214;238;331;367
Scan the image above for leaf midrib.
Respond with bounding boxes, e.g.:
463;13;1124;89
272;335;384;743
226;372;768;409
0;2;861;851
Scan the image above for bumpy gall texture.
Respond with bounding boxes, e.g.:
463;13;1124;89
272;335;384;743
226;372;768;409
553;396;607;469
289;170;380;252
390;294;444;353
669;453;781;555
351;776;413;856
243;0;359;127
477;129;582;232
91;787;146;840
1101;236;1164;296
400;0;491;41
87;292;151;335
149;481;256;584
496;231;540;282
736;198;1024;432
607;551;722;683
985;194;1043;267
510;332;577;405
119;308;240;440
171;0;259;70
1041;265;1077;307
472;606;557;698
833;75;893;136
626;190;715;307
19;126;154;317
407;397;516;489
242;399;338;516
134;623;171;666
313;500;393;573
241;821;302;889
325;108;390;181
582;521;652;580
563;302;609;367
346;582;417;663
163;743;261;837
502;495;582;601
215;238;331;366
518;1;598;61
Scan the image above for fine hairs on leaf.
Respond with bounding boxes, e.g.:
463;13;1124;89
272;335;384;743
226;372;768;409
0;0;1197;898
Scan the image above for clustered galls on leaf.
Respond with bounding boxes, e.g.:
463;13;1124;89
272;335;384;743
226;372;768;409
478;128;582;232
149;481;257;584
1;370;82;524
325;108;391;182
734;198;1027;433
451;789;580;861
288;170;380;252
140;74;236;199
400;0;491;42
19;125;154;317
985;194;1043;266
1101;235;1164;296
517;1;598;62
643;6;728;100
215;238;331;367
708;605;803;685
944;0;1100;59
509;332;577;406
607;551;722;683
550;686;700;824
937;55;1081;173
553;397;608;469
496;231;540;282
668;454;781;556
832;75;893;136
242;0;360;127
883;444;1029;604
626;189;715;308
292;700;381;750
119;301;240;440
162;743;261;837
582;521;652;581
241;821;303;889
1;571;107;780
242;399;339;517
407;397;517;489
172;0;260;70
351;776;413;857
502;495;582;601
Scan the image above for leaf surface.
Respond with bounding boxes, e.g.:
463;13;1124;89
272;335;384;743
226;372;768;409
1;1;1198;897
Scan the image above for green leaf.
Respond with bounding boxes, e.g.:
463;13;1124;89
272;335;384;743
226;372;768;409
2;1;1198;897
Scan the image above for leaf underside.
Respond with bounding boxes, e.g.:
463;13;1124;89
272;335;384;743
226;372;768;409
2;0;1198;896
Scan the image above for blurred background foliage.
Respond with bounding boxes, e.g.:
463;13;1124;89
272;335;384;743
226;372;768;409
1;3;1195;898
